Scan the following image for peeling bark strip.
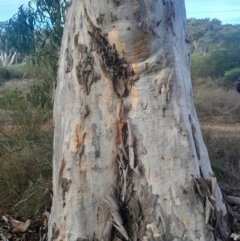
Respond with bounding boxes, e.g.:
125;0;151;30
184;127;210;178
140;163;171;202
104;101;167;241
192;176;229;239
85;10;138;97
102;183;168;241
76;44;101;94
102;186;129;240
189;115;201;159
193;177;216;225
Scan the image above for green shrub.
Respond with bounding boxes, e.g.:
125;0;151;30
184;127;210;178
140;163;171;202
27;79;53;110
191;48;240;79
222;67;240;86
0;63;46;82
0;65;24;82
0;66;11;82
191;54;210;79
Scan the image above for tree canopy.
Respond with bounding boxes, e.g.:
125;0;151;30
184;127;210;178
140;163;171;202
187;18;240;81
0;0;68;74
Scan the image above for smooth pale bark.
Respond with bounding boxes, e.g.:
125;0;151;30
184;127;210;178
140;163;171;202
49;1;228;241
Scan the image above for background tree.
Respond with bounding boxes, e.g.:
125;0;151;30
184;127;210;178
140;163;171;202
49;1;229;241
187;19;240;81
0;48;17;66
0;21;18;66
0;0;67;75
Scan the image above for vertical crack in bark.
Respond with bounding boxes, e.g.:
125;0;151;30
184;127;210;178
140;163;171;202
189;115;201;160
74;33;79;46
101;100;168;241
51;223;60;241
127;120;140;176
102;186;129;240
92;123;100;158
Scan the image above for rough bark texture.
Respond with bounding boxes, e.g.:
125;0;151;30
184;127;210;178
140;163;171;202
49;1;229;241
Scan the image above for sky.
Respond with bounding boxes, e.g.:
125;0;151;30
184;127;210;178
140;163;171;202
0;0;240;24
186;0;240;24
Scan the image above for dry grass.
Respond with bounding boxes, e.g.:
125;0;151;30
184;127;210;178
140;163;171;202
193;78;240;123
202;130;240;187
0;79;35;94
0;78;53;219
193;78;240;187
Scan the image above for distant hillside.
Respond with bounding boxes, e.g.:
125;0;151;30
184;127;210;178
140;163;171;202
187;18;240;54
187;18;240;81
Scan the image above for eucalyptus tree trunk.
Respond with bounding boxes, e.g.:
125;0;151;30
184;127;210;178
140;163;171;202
49;1;229;241
0;49;17;66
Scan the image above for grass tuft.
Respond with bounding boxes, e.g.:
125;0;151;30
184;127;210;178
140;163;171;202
0;75;53;219
193;78;240;123
203;130;240;187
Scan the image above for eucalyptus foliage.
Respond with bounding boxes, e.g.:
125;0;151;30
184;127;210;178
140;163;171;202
0;0;68;76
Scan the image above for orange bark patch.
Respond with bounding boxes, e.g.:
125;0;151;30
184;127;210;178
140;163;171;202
69;122;86;152
108;28;126;58
132;28;151;65
130;84;138;119
117;122;125;145
119;100;127;123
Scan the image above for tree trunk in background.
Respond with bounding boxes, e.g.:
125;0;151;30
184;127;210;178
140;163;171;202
49;0;229;240
0;50;17;66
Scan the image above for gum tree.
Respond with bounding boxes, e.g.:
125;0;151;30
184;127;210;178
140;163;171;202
49;0;229;240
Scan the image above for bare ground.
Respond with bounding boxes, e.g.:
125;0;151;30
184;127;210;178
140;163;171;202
201;122;240;136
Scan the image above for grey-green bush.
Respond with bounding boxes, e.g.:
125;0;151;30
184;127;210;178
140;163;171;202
222;67;240;86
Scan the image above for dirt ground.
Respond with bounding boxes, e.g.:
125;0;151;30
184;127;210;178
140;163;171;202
201;122;240;136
